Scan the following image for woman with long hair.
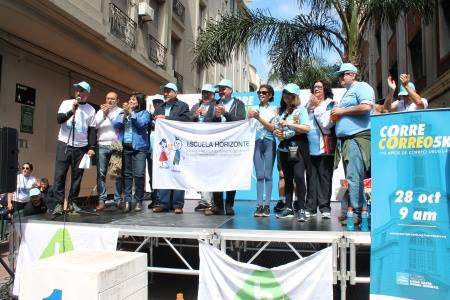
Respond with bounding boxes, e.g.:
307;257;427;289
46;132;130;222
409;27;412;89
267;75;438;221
248;84;278;217
274;84;311;222
113;92;151;212
305;80;336;219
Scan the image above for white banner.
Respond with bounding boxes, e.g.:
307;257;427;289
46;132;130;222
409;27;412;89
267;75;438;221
198;241;333;300
153;119;257;191
13;223;119;296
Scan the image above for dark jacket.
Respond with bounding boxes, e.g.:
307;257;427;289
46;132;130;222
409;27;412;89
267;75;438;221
212;97;246;122
154;98;191;122
190;101;216;122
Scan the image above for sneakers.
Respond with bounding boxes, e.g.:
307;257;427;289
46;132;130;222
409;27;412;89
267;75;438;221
276;208;294;219
194;201;211;212
305;211;317;218
174;208;183;214
53;203;63;215
123;202;131;213
204;206;224;216
273;200;285;212
70;202;82;213
262;205;270;217
105;199;115;206
321;212;331;219
298;209;308;222
134;202;142;212
254;205;263;217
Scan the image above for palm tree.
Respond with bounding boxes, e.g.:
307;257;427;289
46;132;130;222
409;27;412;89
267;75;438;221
193;0;436;82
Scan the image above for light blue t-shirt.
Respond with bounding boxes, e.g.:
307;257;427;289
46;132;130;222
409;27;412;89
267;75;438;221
220;98;235;122
335;81;374;137
307;99;335;155
275;105;309;152
254;103;277;141
124;117;132;144
164;104;173;117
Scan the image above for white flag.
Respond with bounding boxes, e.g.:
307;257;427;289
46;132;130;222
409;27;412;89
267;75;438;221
198;241;333;300
13;223;118;296
153;119;257;191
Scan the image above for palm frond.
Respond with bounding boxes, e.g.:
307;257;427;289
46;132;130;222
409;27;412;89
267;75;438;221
193;9;343;72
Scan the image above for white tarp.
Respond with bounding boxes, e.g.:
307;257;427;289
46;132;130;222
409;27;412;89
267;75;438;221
13;223;119;296
198;241;333;300
152;119;257;191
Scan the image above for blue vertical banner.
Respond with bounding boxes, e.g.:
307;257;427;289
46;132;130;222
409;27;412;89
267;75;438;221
370;109;450;300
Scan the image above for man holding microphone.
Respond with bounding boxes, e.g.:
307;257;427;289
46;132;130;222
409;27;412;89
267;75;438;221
52;81;96;214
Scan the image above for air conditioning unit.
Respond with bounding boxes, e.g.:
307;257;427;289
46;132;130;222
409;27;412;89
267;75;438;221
138;2;154;22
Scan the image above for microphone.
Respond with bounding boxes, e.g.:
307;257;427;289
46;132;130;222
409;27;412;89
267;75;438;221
73;96;81;111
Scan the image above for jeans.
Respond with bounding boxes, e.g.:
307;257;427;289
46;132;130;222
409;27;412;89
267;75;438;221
97;145;123;203
343;139;366;217
253;138;276;206
53;141;86;203
158;189;185;209
123;147;147;203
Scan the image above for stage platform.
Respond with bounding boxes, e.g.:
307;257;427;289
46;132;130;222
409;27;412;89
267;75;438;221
14;201;371;299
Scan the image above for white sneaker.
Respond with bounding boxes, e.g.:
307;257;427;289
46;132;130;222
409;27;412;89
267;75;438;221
321;212;331;219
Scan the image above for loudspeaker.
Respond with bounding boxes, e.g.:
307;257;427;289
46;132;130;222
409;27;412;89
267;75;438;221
0;127;18;194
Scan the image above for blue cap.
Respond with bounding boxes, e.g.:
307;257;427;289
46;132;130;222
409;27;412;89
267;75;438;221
216;79;233;89
29;188;41;197
398;82;415;96
283;83;300;96
160;83;178;92
335;63;358;76
73;81;91;93
152;94;164;102
201;83;216;93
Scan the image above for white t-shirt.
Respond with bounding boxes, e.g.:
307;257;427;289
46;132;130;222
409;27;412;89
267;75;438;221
57;99;96;147
13;174;36;203
393;98;428;112
95;106;123;146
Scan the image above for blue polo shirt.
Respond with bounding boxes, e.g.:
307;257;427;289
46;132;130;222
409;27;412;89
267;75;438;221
335;81;374;137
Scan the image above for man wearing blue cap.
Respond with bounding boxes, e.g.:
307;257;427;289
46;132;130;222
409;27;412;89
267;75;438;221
153;83;190;214
331;63;374;226
53;81;96;214
190;84;217;211
384;73;428;112
205;79;246;216
23;188;47;216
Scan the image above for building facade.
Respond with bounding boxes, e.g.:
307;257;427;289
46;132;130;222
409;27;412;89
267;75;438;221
364;0;450;107
0;0;254;196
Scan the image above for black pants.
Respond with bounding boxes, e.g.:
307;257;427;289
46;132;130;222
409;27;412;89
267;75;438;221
212;191;236;208
278;151;307;210
53;141;87;204
306;155;334;213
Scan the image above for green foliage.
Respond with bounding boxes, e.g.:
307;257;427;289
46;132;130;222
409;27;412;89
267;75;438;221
193;1;436;82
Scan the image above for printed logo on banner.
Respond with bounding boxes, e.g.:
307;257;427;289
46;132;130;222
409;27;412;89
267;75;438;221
43;289;62;300
39;228;74;259
235;270;290;300
158;136;184;171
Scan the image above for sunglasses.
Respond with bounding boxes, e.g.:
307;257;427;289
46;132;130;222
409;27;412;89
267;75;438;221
22;167;30;170
313;85;323;89
257;91;269;96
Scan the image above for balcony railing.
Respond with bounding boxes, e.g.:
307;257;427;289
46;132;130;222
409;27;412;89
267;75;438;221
174;71;183;93
172;0;185;22
148;35;167;69
109;3;137;48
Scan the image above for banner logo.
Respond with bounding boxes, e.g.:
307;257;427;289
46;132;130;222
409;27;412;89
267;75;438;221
39;228;74;259
235;270;290;300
